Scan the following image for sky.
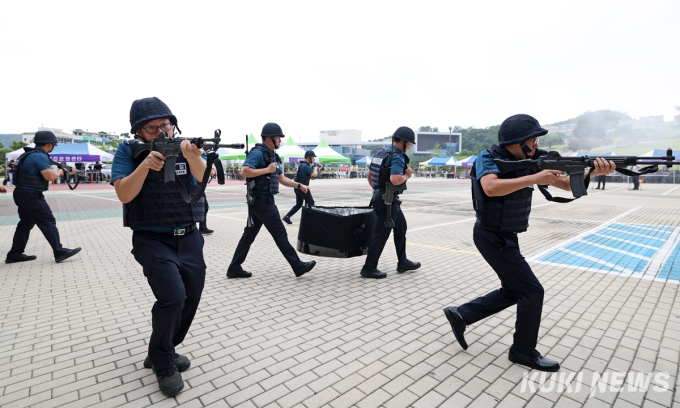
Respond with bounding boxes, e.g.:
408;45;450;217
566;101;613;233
1;0;678;144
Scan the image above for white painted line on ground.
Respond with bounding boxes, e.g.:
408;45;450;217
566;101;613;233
661;186;679;196
585;242;652;260
527;206;641;262
559;248;631;273
590;233;660;250
70;192;120;202
594;186;624;194
641;227;680;279
531;216;600;223
410;218;476;232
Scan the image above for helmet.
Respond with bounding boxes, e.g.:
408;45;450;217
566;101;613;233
34;130;58;144
392;126;416;144
261;122;285;138
129;97;177;134
304;150;316;158
498;114;547;146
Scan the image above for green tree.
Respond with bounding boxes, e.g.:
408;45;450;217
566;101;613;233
120;132;130;138
418;126;439;132
542;132;565;150
0;142;4;149
11;141;28;150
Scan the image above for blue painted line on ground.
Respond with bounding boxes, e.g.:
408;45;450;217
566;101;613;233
597;228;667;248
537;223;680;280
540;250;615;271
580;235;659;258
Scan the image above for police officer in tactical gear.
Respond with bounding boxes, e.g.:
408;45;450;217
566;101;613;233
361;126;421;279
443;114;615;372
227;123;317;278
282;150;318;224
111;97;207;396
5;130;81;264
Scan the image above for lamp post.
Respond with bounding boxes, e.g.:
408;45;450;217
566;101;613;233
448;126;452;157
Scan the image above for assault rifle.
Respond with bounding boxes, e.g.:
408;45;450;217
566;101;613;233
244;134;255;227
382;183;402;228
382;137;408;228
131;129;244;203
49;159;79;190
131;130;244;183
493;148;680;199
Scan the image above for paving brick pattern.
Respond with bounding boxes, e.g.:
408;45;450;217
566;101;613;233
1;179;679;407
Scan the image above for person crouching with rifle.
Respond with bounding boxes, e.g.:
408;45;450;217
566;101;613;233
443;114;615;372
111;97;207;397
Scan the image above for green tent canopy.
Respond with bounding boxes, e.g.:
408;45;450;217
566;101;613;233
312;139;351;163
219;133;258;160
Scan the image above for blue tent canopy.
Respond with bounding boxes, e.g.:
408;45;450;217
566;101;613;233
356;156;372;165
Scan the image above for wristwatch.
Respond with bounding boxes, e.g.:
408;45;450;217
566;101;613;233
297;183;301;189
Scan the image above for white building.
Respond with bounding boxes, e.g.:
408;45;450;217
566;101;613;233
22;127;118;144
319;129;361;144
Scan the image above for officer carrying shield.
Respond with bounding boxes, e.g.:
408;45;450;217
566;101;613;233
226;123;316;278
111;97;207;396
361;126;421;279
282;150;318;224
443;114;615;372
5;130;81;264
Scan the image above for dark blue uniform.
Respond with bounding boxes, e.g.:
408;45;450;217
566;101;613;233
199;153;221;231
228;145;306;274
7;147;70;260
363;147;408;270
112;142;206;371
285;162;315;218
457;147;543;353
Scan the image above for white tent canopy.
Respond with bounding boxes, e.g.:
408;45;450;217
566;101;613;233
6;142;114;162
277;137;308;162
312;139;350;163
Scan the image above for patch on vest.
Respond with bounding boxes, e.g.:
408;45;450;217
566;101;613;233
175;163;187;175
371;157;383;165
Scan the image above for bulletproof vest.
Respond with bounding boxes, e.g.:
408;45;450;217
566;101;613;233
123;142;204;228
294;162;312;186
13;147;50;190
471;144;533;233
370;148;407;192
247;144;282;195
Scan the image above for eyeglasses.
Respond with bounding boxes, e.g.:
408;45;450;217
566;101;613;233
525;138;539;147
142;123;173;133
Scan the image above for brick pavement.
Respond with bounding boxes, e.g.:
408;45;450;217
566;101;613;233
1;178;679;407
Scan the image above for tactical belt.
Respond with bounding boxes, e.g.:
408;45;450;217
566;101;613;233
157;224;197;236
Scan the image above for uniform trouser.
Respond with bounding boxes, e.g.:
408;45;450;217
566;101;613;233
363;190;407;270
199;194;209;230
596;175;606;189
285;188;314;218
7;188;67;258
228;194;303;273
632;176;640;189
132;229;206;371
457;221;544;353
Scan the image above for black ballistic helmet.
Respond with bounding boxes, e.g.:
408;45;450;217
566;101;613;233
261;122;285;138
129;97;177;133
34;130;58;144
498;114;548;146
304;150;316;158
392;126;416;144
